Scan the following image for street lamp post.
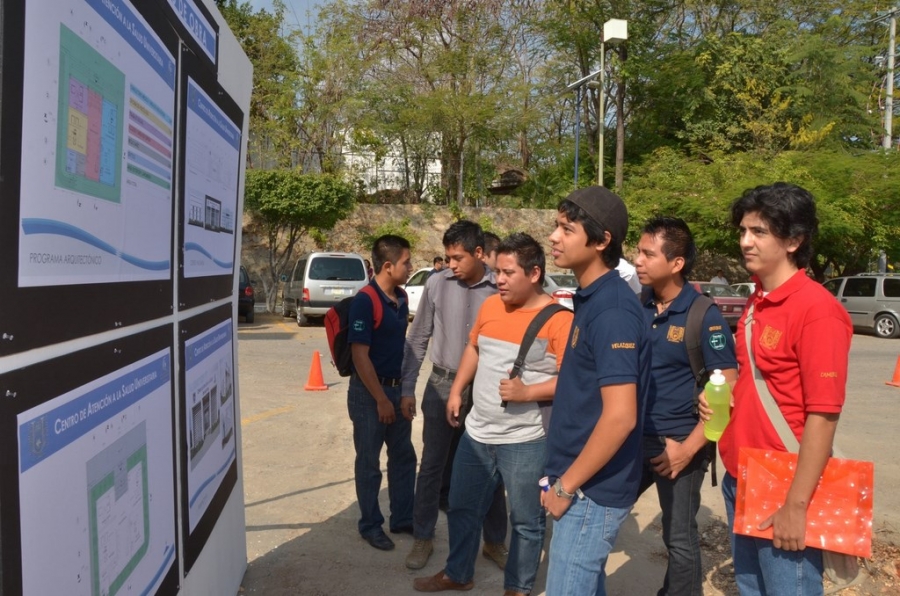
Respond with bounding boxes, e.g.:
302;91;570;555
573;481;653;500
598;19;628;188
566;69;602;186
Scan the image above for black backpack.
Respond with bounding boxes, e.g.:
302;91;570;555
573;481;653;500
685;294;718;485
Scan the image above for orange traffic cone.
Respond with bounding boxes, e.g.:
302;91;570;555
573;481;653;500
887;355;900;388
304;350;328;391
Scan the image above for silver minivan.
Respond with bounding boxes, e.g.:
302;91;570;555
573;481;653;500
281;252;368;326
822;273;900;338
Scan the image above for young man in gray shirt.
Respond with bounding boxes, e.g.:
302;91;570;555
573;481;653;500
401;220;508;570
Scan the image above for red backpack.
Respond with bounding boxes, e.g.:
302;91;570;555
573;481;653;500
324;285;383;376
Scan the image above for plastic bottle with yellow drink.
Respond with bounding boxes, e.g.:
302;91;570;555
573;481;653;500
703;368;731;441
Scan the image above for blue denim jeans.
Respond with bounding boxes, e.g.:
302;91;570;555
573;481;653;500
545;496;630;596
444;433;546;593
638;435;709;596
347;376;417;538
413;371;507;542
722;472;824;596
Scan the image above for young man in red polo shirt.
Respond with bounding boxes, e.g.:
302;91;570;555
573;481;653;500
716;183;852;595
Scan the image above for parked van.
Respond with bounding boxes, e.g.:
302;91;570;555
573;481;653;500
822;273;900;338
281;252;368;326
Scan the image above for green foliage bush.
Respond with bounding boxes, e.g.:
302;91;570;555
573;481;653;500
359;218;420;252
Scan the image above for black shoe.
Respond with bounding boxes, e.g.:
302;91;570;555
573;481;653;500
390;524;414;535
363;530;395;551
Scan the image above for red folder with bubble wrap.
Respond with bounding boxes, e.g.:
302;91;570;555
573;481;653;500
734;448;873;558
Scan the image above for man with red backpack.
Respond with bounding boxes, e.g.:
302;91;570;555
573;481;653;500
347;234;417;551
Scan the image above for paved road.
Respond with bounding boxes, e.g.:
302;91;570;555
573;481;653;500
236;313;899;595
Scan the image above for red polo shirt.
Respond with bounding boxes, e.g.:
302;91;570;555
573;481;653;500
719;270;852;476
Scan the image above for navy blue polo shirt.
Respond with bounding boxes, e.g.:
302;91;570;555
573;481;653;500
641;284;737;436
545;269;651;509
347;281;409;378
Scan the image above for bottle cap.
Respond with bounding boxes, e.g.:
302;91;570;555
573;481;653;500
709;369;726;385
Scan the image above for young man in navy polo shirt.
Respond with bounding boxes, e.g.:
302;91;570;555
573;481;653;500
543;186;651;595
348;234;417;551
634;217;737;596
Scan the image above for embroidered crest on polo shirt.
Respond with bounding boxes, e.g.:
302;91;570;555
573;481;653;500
667;325;685;343
353;320;365;332
709;332;727;350
571;326;580;348
759;325;782;350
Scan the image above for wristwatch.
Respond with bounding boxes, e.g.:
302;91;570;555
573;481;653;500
553;478;576;500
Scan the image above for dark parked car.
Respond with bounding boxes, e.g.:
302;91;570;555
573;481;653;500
239;266;255;323
692;282;746;329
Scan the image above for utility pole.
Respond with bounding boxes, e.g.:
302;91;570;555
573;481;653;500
885;12;896;150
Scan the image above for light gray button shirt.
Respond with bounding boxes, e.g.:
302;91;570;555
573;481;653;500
400;266;497;395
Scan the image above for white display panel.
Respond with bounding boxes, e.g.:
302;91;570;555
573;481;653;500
182;79;240;279
18;0;176;287
17;349;176;596
167;0;217;65
184;318;236;531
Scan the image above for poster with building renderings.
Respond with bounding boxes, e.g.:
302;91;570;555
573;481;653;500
18;0;176;287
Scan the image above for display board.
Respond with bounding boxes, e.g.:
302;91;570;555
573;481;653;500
19;0;176;286
179;305;238;572
0;326;179;595
161;0;219;69
0;0;177;354
177;50;243;309
0;0;251;592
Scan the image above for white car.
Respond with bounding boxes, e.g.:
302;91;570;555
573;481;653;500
544;273;577;310
731;282;757;298
404;267;434;318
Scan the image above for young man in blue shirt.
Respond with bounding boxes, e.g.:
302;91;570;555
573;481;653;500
348;234;417;551
634;217;737;595
543;186;651;595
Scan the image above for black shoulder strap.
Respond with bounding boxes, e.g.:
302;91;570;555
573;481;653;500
685;294;715;386
500;302;570;409
685;293;718;487
510;302;571;380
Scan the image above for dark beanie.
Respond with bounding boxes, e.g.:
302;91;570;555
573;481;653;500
565;186;628;244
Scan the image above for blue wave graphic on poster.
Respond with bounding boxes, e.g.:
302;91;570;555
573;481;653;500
21;218;170;271
189;446;236;507
184;242;233;269
140;545;175;596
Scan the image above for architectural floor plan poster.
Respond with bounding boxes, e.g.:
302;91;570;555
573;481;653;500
17;349;176;596
182;78;240;279
184;318;236;531
18;0;176;286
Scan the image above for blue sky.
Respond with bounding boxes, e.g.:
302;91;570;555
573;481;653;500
249;0;320;32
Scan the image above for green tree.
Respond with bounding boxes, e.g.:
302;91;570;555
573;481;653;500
622;148;900;279
244;170;356;310
216;0;303;168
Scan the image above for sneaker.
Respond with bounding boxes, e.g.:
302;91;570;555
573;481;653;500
406;538;434;570
482;542;508;570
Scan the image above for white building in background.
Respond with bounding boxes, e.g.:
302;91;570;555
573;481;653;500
342;133;443;202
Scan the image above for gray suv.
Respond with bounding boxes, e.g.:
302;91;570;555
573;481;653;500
822;273;900;339
281;252;368;326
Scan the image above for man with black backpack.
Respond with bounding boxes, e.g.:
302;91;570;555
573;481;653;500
633;217;737;596
412;233;572;594
347;234;417;551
